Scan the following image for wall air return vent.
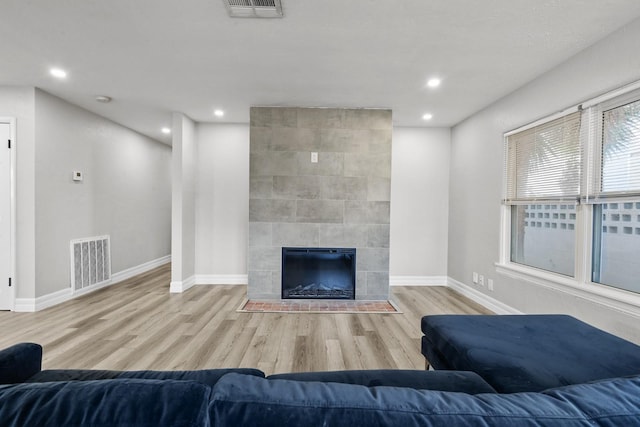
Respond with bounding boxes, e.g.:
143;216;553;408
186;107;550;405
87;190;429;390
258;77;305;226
70;235;111;292
223;0;283;18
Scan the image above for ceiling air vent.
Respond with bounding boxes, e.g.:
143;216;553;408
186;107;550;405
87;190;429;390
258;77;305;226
223;0;283;18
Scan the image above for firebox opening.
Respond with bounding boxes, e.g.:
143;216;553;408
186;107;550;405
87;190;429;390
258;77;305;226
281;247;356;300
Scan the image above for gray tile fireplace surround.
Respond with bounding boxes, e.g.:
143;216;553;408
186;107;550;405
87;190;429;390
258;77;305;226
248;107;392;300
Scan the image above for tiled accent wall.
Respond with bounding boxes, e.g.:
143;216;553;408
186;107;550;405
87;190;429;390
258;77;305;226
248;107;392;300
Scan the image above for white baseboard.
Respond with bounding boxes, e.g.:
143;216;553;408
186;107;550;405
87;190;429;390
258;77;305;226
14;255;172;312
111;255;171;284
446;277;522;315
195;274;248;285
14;288;73;312
390;276;448;286
170;275;196;293
72;278;115;298
171;274;246;292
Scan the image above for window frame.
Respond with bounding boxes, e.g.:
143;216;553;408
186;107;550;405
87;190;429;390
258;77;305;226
498;81;640;314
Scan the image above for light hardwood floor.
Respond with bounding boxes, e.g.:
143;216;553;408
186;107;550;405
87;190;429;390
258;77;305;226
0;264;491;375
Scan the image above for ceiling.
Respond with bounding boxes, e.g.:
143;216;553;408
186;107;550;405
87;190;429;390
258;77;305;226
2;0;640;145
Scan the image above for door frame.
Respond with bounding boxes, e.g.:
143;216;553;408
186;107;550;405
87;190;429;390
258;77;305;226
0;117;16;310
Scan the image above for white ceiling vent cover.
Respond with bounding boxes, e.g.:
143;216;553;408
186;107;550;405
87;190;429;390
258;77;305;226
223;0;283;18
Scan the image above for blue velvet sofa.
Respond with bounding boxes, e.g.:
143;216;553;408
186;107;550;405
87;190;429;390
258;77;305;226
2;340;640;426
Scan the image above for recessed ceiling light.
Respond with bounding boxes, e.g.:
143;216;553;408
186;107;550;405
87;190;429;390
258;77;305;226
426;78;441;88
214;109;224;117
161;127;171;134
422;113;433;120
50;68;67;79
95;95;112;103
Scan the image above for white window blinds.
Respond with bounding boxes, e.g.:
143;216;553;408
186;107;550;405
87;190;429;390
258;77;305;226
596;99;640;199
505;111;582;204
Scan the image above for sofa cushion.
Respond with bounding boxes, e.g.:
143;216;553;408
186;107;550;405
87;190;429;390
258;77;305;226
27;369;121;382
212;373;640;426
421;314;640;393
28;367;265;386
0;343;42;384
0;378;211;427
268;369;496;394
542;375;640;424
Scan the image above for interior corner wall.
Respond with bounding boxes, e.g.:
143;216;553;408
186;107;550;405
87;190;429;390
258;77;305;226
171;113;196;285
448;17;640;342
192;122;450;287
0;86;37;299
390;127;450;277
195;123;250;276
33;89;171;298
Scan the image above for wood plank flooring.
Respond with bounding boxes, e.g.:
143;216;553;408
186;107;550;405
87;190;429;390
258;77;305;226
0;264;491;375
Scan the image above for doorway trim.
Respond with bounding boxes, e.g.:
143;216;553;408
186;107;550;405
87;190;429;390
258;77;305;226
0;117;17;310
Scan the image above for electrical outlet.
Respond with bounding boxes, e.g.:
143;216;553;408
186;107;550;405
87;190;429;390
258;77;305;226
479;275;485;286
488;279;494;291
472;272;478;284
311;152;318;163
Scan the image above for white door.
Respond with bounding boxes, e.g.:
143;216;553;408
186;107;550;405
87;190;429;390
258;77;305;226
0;122;12;310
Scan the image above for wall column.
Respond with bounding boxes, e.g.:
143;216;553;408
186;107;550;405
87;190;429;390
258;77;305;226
170;113;196;292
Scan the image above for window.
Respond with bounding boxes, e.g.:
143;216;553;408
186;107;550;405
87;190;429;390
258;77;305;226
589;97;640;294
505;112;581;276
502;84;640;300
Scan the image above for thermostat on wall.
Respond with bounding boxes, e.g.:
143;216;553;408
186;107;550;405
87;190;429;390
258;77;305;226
73;171;83;182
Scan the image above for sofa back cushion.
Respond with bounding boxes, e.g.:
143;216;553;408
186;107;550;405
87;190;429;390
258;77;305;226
28;367;265;387
0;379;211;427
268;369;495;394
211;373;640;426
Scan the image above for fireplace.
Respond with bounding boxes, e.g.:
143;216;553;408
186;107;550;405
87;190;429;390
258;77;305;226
281;248;356;300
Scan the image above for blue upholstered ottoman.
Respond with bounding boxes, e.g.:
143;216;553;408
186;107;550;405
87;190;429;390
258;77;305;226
421;314;640;393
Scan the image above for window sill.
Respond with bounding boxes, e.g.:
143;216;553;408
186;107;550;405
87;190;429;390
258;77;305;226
495;262;640;317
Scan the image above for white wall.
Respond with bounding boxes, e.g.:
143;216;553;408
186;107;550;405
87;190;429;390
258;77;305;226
34;90;171;297
0;87;37;299
448;17;640;342
195;124;250;277
390;127;450;278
